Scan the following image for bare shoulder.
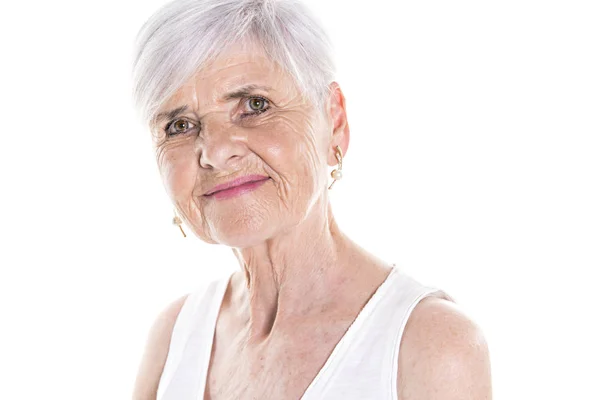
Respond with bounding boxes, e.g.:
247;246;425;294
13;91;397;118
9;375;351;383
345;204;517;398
132;294;189;400
397;296;492;400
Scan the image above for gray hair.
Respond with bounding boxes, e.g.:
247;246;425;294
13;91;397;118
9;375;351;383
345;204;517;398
131;0;336;127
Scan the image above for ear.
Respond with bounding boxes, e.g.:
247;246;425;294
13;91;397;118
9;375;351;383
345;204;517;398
326;81;350;166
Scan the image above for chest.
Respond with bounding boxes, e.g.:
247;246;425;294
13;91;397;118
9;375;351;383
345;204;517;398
203;321;352;400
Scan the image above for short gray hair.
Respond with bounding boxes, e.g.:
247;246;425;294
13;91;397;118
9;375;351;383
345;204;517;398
132;0;336;127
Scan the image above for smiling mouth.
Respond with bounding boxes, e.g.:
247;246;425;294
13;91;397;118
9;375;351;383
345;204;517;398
204;174;270;196
205;177;270;199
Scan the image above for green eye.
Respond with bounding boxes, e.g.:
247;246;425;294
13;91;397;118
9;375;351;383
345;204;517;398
240;97;271;119
249;97;267;111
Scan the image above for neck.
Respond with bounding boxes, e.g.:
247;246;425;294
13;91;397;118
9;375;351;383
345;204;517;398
229;196;375;343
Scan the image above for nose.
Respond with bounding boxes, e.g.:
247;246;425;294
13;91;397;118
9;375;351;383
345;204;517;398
195;119;248;170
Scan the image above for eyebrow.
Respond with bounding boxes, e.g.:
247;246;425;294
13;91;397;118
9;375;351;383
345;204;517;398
154;105;189;125
153;84;273;125
221;84;273;101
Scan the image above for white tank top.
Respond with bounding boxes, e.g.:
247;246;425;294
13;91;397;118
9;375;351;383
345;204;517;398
157;265;453;399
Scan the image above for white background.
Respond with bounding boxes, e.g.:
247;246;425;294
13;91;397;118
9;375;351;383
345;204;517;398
0;0;598;398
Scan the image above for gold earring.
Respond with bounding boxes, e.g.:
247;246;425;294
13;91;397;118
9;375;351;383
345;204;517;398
328;145;343;190
172;209;187;238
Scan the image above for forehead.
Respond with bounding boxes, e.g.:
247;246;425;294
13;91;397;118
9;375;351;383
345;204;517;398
161;43;299;113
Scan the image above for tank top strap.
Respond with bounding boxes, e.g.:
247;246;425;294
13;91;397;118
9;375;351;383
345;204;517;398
387;269;454;398
304;265;454;399
157;272;233;400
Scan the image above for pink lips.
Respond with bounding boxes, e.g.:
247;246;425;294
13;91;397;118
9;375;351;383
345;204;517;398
205;174;270;200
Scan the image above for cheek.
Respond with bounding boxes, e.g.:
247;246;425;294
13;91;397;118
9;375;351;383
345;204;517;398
254;115;326;200
258;112;324;169
156;142;198;199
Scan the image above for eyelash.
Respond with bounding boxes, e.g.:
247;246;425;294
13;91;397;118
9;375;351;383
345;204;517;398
163;96;271;137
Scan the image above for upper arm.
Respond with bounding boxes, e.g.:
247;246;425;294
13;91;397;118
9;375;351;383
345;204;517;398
132;294;189;400
397;297;492;400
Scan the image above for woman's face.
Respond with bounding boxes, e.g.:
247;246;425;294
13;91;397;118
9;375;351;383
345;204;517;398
151;44;342;247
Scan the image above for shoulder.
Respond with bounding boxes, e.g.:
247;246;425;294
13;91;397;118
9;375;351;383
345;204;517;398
132;294;189;400
397;296;492;400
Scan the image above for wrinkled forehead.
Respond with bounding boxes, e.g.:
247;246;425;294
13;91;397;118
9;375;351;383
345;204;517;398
155;43;301;120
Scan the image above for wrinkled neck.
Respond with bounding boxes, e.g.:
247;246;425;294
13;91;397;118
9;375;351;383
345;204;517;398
230;198;355;342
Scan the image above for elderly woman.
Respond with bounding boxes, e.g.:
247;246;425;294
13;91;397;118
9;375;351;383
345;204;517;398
131;0;491;399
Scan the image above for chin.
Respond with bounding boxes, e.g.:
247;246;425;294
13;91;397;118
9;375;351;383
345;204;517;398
212;218;279;248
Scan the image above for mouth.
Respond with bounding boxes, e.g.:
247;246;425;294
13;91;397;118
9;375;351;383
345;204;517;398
204;176;271;200
204;174;270;196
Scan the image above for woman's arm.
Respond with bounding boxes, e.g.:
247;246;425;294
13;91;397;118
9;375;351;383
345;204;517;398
132;295;189;400
397;297;492;400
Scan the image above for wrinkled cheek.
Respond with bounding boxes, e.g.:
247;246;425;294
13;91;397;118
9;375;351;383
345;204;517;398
158;149;196;202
